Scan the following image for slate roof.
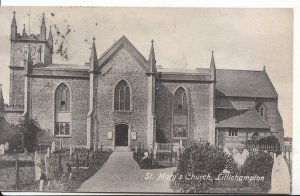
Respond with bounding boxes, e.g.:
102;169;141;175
216;69;278;98
216;108;271;129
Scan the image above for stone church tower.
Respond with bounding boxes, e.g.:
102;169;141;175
9;12;53;107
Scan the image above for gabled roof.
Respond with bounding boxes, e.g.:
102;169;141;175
216;69;278;98
96;35;150;73
216;108;271;129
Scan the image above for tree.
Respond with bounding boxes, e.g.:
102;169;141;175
241;151;273;192
170;140;238;193
17;118;42;151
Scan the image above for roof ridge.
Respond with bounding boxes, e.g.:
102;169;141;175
216;68;264;72
97;35;125;62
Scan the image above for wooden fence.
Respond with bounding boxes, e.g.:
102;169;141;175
246;143;292;175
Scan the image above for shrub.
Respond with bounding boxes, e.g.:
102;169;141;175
16;118;42;152
241;151;273;192
170;140;238;193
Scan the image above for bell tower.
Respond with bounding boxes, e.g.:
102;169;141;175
9;11;53;106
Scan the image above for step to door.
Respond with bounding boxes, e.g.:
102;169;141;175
114;146;131;152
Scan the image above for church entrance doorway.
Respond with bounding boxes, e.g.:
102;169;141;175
115;124;129;146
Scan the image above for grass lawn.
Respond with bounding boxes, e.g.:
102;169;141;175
0;150;112;192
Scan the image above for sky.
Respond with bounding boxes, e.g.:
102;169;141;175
0;7;293;137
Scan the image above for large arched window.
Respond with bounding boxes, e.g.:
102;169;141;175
114;80;130;111
173;87;188;138
55;83;71;136
55;83;70;112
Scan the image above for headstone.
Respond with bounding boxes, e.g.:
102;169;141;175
232;148;239;155
51;140;55;153
45;156;49;177
39;180;44;191
270;154;291;194
241;149;249;158
233;152;244;166
46;147;50;158
223;147;230;155
69;144;73;157
4;142;9;151
0;144;4;155
34;151;42;181
222;169;230;174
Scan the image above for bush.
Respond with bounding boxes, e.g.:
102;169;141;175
170;140;238;193
16;118;42;152
241;151;273;192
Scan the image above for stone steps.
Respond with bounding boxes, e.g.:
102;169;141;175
114;146;131;152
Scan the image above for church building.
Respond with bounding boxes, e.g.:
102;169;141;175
0;12;284;151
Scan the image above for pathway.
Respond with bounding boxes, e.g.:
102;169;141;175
77;151;176;193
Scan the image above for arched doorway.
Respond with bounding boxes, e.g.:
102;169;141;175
115;124;128;146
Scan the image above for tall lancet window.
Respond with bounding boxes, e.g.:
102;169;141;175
55;83;71;136
114;80;130;111
173;87;188;138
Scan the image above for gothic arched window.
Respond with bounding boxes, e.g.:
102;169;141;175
55;83;71;136
55;83;70;112
114;80;130;111
173;87;188;138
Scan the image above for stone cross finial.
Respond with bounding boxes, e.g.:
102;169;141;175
13;11;16;15
151;40;154;44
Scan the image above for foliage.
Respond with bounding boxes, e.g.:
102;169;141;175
170;140;238;193
241;151;273;192
17;118;42;152
0;119;22;152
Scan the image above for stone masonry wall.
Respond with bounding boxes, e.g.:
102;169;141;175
29;76;89;147
96;48;149;150
155;81;211;146
9;69;24;106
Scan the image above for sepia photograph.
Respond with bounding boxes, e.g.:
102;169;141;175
0;6;293;194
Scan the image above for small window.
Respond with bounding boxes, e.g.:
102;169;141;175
55;122;70;136
229;129;238;137
256;102;266;118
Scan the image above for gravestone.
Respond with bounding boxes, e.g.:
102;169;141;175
233;152;243;166
34;151;42;181
69;144;73;157
45;155;50;177
269;154;290;194
4;142;9;151
46;147;50;158
241;149;249;158
223;147;230;155
51;140;55;153
0;144;4;155
232;148;238;155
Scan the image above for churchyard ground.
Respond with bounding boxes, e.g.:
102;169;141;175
0;149;112;191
